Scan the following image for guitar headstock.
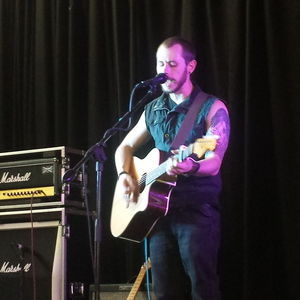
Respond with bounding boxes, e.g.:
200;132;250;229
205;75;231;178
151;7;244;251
142;258;151;270
192;138;217;159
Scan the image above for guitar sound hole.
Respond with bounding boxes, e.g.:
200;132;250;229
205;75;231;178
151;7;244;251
139;173;147;193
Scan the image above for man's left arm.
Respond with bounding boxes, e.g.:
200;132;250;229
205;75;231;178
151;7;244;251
166;100;230;177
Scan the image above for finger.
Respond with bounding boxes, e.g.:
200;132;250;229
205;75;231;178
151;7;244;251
132;193;139;204
171;156;178;167
166;157;177;174
124;187;131;208
178;145;187;162
125;186;131;194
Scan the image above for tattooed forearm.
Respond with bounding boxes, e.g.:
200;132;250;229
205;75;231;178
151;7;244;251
207;108;230;159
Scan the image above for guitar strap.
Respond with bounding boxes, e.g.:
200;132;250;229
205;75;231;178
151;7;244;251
170;90;209;150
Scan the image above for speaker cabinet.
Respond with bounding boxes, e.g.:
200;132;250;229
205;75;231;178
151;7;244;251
89;284;156;300
0;208;93;300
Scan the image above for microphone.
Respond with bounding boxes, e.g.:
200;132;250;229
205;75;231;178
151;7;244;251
136;73;168;88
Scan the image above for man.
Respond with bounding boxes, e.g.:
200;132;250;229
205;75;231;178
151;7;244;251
115;36;230;300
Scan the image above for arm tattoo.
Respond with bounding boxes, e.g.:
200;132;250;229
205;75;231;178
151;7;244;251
207;108;230;159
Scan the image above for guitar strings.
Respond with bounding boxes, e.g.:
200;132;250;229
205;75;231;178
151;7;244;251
137;146;193;186
138;161;167;187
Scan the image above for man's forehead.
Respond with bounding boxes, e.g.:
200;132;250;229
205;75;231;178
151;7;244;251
156;44;184;61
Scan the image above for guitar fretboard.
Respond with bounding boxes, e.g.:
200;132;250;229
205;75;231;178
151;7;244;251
143;147;192;186
145;161;168;185
127;262;151;300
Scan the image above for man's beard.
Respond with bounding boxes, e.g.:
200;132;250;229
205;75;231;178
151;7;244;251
162;69;188;94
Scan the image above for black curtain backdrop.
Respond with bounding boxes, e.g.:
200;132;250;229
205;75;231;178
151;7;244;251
1;1;300;299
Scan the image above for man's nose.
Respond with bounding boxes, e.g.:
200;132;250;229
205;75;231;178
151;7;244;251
161;64;170;75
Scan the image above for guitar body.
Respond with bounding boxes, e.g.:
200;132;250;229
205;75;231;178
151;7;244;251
110;138;217;243
110;148;176;242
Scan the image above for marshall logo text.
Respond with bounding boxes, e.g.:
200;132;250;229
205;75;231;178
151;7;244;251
0;172;31;184
0;262;31;273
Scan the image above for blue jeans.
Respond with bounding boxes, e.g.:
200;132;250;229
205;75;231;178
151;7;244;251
149;204;221;300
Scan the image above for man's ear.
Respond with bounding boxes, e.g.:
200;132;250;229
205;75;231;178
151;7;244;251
188;59;197;74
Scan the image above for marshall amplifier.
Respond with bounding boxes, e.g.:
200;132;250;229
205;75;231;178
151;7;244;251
0;207;94;300
0;146;85;210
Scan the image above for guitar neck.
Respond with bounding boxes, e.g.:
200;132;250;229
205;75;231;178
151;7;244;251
126;268;147;300
144;146;192;185
145;160;168;185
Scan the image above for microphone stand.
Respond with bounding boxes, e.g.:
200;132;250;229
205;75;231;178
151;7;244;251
62;85;157;300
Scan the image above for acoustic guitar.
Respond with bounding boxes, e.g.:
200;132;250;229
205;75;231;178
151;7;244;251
110;138;217;242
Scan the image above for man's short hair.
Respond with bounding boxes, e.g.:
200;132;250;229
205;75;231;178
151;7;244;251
159;36;196;64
